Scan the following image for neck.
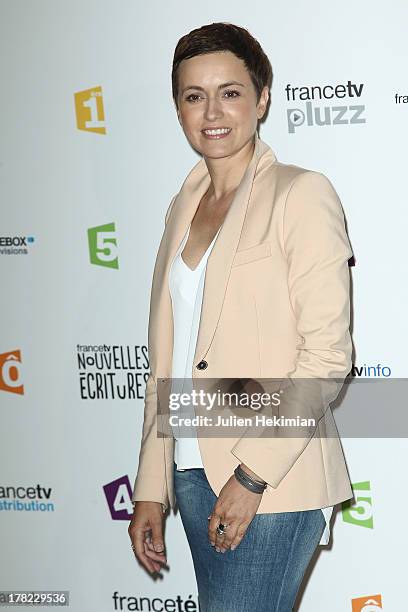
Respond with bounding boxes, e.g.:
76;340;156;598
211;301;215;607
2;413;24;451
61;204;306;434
203;134;256;202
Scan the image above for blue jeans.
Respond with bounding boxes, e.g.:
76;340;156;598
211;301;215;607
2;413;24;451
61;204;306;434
173;462;326;612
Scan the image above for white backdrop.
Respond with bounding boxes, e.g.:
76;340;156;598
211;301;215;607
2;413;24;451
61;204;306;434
1;1;407;610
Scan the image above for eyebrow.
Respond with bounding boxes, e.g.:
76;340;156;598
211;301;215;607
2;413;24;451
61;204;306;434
181;81;246;94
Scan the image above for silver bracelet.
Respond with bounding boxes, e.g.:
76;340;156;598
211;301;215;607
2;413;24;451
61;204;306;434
234;465;267;494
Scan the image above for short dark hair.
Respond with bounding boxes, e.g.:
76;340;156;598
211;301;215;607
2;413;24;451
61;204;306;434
172;22;273;121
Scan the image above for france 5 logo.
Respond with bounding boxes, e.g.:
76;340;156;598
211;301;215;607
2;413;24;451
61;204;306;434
342;480;373;529
88;223;119;269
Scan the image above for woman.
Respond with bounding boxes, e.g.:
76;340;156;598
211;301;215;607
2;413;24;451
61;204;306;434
129;22;353;611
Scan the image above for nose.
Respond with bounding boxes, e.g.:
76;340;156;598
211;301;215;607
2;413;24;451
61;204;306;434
204;95;223;122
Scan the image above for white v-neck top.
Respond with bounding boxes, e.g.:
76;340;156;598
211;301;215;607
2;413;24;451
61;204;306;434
168;222;333;546
168;222;221;468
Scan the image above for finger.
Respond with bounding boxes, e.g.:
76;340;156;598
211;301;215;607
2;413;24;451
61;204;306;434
144;537;167;558
218;521;239;552
209;513;231;552
214;521;234;552
208;512;223;547
229;523;249;551
215;532;227;552
150;518;165;553
143;540;168;564
142;547;162;573
144;534;167;559
131;528;159;574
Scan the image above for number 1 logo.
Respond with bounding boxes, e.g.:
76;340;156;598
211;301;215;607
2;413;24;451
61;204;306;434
74;86;106;134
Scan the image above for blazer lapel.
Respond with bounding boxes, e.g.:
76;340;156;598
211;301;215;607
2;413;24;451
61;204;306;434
148;132;274;378
193;134;272;369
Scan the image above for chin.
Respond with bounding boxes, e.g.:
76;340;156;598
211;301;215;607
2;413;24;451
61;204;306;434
199;138;239;156
203;150;235;160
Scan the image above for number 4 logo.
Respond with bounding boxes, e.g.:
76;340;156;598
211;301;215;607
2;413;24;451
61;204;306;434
342;480;374;529
88;222;119;269
103;475;134;520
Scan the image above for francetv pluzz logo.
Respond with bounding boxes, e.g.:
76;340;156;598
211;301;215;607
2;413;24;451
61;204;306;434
285;80;366;133
0;350;24;395
76;344;149;400
74;85;106;134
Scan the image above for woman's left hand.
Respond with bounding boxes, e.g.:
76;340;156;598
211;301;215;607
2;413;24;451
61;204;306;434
208;466;264;552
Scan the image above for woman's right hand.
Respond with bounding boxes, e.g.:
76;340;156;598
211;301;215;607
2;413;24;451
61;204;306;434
128;501;167;574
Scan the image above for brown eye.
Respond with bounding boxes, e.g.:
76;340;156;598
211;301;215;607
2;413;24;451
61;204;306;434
185;94;201;102
224;90;240;98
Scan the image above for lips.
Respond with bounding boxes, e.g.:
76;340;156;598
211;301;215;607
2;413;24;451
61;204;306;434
201;127;232;139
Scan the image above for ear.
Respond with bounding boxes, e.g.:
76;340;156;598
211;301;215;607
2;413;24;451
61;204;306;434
176;106;182;126
257;86;269;120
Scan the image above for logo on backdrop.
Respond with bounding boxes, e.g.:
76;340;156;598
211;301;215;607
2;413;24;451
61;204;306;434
112;592;199;611
88;222;119;269
77;344;148;399
351;594;383;611
395;92;408;104
285;80;366;133
342;480;373;529
0;235;35;256
351;363;392;377
0;350;24;395
74;85;106;134
104;475;133;520
0;484;54;512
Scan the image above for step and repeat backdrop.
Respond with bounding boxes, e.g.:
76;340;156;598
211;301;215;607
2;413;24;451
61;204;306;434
1;1;407;610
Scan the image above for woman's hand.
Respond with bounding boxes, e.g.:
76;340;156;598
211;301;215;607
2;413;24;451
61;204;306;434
128;501;168;574
208;464;265;553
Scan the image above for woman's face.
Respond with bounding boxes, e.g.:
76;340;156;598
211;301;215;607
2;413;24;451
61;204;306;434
176;51;268;159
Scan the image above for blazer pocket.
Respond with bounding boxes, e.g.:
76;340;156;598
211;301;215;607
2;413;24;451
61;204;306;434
232;241;272;267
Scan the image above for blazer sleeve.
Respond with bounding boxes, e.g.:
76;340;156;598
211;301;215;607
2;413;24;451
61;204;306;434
131;373;168;511
130;193;178;512
230;171;353;488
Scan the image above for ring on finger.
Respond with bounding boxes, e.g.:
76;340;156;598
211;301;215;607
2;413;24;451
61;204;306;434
216;522;228;536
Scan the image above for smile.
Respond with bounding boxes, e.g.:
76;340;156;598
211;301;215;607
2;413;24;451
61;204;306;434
201;128;232;139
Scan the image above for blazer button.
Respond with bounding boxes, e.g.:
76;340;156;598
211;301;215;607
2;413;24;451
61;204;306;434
196;360;208;370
